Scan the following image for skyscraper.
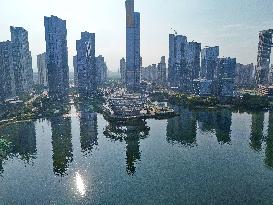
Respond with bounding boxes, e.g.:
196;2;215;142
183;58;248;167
168;34;188;89
256;29;273;85
215;57;236;97
10;26;33;95
37;52;48;87
44;15;69;99
120;57;126;84
0;41;16;100
201;46;219;80
157;56;167;85
76;32;96;95
125;0;141;90
96;55;108;85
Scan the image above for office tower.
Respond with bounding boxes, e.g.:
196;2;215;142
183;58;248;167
125;0;141;90
256;29;273;85
186;42;201;80
201;46;219;80
168;34;188;89
73;55;78;88
10;26;33;95
76;32;96;95
215;57;236;97
141;64;157;82
157;56;167;85
185;41;201;92
0;41;16;100
120;58;126;84
235;63;255;88
96;55;108;85
37;52;48;87
44;15;69;99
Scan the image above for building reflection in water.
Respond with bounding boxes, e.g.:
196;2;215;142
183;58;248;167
50;117;73;176
104;119;150;175
250;112;265;152
197;109;232;144
167;106;197;147
79;105;98;155
265;111;273;168
215;109;232;144
0;121;36;173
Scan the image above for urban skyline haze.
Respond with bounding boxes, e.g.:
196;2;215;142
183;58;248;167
0;0;273;72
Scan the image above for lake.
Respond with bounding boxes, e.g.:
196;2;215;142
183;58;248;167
1;105;273;204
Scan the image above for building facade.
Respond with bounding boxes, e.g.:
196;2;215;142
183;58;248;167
44;15;69;99
256;29;273;85
168;34;188;89
215;57;236;97
0;41;16;100
10;26;33;95
37;52;48;87
120;58;126;84
96;55;108;85
200;46;219;80
76;32;96;95
125;0;141;90
235;63;255;88
157;56;167;85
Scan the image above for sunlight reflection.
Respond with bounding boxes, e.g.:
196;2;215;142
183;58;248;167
75;171;86;196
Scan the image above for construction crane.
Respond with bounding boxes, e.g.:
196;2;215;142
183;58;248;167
171;28;177;35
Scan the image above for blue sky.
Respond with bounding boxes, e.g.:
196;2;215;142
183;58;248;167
0;0;272;71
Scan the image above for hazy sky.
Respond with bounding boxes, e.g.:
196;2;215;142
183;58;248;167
0;0;273;72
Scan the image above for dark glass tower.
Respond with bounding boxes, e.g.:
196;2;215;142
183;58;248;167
125;0;140;90
44;15;69;99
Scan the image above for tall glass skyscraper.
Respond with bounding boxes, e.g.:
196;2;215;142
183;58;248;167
125;0;140;90
10;26;33;95
44;15;69;99
76;32;96;96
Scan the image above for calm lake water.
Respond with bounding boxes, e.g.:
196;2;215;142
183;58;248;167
1;105;273;204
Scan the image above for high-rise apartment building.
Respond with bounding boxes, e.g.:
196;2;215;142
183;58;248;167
120;58;126;84
168;34;188;89
37;52;48;87
200;46;219;80
235;63;255;88
96;55;108;85
157;56;167;85
125;0;141;90
215;57;236;97
10;26;33;95
44;15;69;99
256;29;273;85
76;32;96;95
0;41;16;100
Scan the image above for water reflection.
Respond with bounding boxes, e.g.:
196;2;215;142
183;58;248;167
215;109;232;144
265;111;273;168
250;112;265;152
167;106;197;147
79;105;98;155
104;120;150;175
50;117;73;176
0;121;36;173
196;109;232;144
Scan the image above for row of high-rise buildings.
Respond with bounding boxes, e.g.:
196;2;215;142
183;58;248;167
39;16;108;99
0;27;33;101
0;15;108;101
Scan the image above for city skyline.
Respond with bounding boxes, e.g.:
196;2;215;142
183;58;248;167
0;0;273;72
